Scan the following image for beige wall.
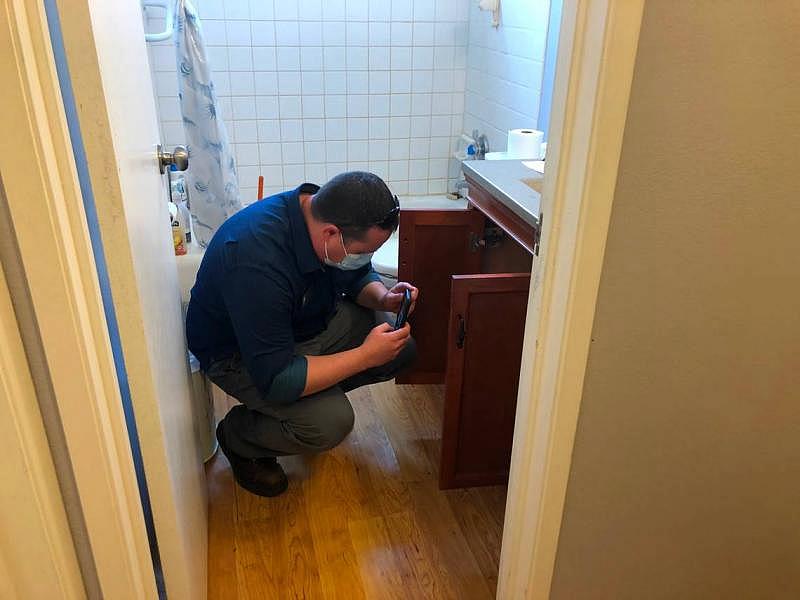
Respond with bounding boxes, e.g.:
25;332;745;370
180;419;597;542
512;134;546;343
549;2;800;598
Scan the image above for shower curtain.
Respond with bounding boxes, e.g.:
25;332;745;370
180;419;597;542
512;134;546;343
174;0;242;246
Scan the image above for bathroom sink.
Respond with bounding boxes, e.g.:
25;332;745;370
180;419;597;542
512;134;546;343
521;177;543;193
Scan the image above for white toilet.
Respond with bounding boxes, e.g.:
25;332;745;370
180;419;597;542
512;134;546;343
370;194;468;288
371;231;399;288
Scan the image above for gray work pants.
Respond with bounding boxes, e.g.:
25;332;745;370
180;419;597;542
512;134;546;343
208;301;416;459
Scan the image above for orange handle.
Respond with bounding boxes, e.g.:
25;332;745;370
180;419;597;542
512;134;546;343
257;175;264;200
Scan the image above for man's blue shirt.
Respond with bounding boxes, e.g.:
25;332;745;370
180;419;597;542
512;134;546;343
185;183;380;405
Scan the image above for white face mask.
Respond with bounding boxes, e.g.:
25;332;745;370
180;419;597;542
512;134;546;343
324;232;374;270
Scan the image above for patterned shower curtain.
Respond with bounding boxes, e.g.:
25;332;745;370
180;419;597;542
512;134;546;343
174;0;242;246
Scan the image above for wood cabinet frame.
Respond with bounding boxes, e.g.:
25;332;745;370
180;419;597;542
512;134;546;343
397;195;536;489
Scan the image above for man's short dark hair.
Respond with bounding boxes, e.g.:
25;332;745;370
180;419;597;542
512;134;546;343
311;171;399;241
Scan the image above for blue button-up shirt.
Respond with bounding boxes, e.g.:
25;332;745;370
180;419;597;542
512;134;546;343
186;183;380;404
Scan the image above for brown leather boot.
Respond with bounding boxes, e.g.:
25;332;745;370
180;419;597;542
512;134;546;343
215;422;288;497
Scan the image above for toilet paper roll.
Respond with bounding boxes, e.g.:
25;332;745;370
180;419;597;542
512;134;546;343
507;129;544;159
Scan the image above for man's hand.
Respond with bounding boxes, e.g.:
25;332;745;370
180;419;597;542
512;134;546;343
381;282;419;315
359;322;411;368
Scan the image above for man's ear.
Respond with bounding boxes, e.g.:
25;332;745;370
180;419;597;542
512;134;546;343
321;224;340;241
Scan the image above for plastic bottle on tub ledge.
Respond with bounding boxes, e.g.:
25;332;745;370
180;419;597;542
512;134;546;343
170;164;192;244
168;200;187;256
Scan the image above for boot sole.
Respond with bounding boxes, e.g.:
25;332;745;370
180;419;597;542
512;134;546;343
216;422;289;497
232;472;289;498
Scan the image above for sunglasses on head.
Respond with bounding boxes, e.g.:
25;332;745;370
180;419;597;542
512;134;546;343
372;195;400;227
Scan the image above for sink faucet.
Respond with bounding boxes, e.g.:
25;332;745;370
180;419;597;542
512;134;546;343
454;179;469;198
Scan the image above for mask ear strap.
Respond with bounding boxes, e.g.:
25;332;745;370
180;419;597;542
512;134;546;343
339;231;349;258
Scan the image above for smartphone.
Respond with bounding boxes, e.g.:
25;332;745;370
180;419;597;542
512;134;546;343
394;288;412;330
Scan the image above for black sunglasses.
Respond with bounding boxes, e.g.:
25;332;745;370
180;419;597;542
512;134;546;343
367;195;400;228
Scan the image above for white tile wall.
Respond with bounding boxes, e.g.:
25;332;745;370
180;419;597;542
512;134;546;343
148;0;470;201
463;0;550;154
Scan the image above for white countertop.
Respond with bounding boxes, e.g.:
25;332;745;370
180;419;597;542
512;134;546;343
462;159;543;227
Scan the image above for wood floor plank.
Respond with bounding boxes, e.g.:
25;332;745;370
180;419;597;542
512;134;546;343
205;454;238;600
404;480;495;600
407;384;445;440
349;514;426;600
477;484;509;527
234;478;323;600
207;381;507;599
303;426;371;599
348;387;411;517
306;505;367;600
305;433;379;521
444;487;506;594
383;510;444;598
369;382;438;482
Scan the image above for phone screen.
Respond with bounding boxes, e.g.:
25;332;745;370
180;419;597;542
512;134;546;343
394;289;412;330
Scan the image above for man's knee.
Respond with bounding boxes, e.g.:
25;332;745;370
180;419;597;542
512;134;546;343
293;390;355;451
319;395;355;449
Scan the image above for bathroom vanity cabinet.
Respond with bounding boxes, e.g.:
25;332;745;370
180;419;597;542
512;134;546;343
397;173;540;489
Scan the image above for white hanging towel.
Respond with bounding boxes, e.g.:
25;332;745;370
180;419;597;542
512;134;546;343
478;0;500;27
174;0;243;246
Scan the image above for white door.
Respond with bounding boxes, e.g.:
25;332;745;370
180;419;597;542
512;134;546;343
56;0;207;597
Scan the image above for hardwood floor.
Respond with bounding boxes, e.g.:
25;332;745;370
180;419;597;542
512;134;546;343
206;381;507;599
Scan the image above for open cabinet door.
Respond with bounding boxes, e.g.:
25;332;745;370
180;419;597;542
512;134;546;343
440;273;531;489
397;209;486;383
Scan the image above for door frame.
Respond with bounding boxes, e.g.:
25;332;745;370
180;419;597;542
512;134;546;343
497;1;644;597
3;0;644;596
0;0;157;597
0;259;85;598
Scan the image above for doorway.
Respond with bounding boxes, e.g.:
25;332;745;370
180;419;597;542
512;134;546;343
0;0;644;589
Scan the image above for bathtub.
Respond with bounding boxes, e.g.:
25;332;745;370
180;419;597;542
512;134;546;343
175;194;468;303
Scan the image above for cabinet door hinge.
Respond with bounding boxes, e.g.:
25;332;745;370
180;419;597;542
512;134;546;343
470;227;503;252
469;232;483;252
533;212;543;256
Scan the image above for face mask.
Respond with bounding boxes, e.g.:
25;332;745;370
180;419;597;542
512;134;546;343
324;232;374;271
